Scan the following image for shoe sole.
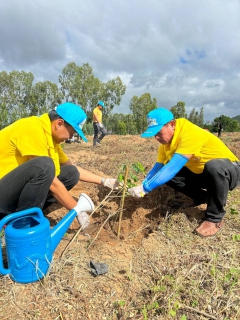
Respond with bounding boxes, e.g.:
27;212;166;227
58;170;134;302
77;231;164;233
194;229;221;238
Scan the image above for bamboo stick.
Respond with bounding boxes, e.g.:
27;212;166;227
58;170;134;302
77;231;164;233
117;166;129;239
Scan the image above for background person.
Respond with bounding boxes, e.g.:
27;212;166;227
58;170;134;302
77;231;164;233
0;102;120;229
92;101;107;147
128;108;240;237
217;122;223;137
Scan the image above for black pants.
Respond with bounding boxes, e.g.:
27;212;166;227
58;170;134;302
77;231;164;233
166;159;240;222
0;157;79;217
93;122;107;145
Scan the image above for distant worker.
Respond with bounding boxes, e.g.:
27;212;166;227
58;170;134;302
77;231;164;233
217;122;223;138
128;108;240;237
0;102;121;229
92;101;107;147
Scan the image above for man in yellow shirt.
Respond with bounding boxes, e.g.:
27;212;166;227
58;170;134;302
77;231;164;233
92;101;107;147
0;102;120;228
128;108;240;237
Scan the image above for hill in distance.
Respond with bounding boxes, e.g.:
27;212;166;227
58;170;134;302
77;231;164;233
232;115;240;122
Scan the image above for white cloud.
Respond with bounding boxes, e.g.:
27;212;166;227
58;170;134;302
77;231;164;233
0;0;240;122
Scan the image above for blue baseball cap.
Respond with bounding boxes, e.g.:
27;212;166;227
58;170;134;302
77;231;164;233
56;102;88;142
141;108;174;138
97;101;105;108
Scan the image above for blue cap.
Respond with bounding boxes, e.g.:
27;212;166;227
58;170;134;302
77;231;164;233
56;102;88;142
97;101;105;108
141;108;174;138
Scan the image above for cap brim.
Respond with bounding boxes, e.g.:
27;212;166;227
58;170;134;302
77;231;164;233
74;127;88;142
141;125;163;138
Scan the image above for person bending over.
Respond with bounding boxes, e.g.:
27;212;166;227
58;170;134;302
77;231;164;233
128;108;240;237
0;102;120;228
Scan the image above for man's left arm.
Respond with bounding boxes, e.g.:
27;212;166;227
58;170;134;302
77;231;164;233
128;153;191;197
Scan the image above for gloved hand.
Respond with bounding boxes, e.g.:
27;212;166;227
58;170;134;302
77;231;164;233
77;211;90;230
128;184;147;198
99;123;104;129
103;178;122;190
73;193;94;216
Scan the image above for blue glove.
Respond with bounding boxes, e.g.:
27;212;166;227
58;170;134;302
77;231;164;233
143;153;188;192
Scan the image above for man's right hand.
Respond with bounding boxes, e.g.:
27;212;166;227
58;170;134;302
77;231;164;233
77;211;90;230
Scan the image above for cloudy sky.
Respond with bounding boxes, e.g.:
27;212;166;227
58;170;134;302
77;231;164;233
0;0;240;122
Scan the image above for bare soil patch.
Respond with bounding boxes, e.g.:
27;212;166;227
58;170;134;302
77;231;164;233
1;133;240;320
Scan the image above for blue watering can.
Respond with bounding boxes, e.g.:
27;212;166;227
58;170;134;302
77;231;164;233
0;193;94;283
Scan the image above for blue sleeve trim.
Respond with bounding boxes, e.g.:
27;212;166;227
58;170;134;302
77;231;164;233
143;154;188;192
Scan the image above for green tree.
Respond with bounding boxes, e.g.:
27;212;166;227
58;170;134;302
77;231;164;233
59;62;100;111
213;115;240;132
107;113;137;135
59;62;126;116
170;101;187;119
107;113;123;134
98;77;126;130
188;107;204;127
116;121;127;135
0;70;34;124
198;107;204;127
30;80;63;115
124;114;138;134
129;93;157;134
0;103;8;129
188;108;196;123
0;71;11;127
83;122;94;135
9;70;34;120
99;76;126;113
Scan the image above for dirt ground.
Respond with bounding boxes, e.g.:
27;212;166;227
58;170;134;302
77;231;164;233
1;133;240;320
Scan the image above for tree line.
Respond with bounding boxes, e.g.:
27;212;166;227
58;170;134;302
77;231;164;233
0;62;126;130
1;62;239;134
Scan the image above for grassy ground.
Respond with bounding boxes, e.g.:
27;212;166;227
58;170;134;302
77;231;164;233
0;133;240;320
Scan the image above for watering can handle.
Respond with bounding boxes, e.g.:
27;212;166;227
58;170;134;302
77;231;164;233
0;207;44;230
0;207;44;275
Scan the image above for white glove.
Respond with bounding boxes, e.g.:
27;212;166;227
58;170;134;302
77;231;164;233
99;123;104;129
128;184;147;198
77;211;90;230
103;178;122;190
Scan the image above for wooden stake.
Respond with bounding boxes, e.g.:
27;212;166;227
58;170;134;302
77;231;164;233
117;166;129;239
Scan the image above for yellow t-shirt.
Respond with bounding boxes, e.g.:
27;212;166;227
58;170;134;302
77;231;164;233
0;113;68;179
157;118;238;174
93;107;102;123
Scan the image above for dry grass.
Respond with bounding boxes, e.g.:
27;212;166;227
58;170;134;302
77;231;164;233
1;133;240;320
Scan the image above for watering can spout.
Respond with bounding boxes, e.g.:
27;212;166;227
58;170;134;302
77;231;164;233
50;193;95;253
